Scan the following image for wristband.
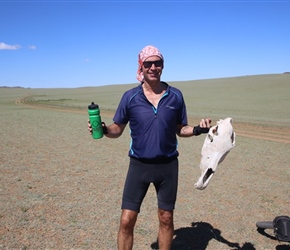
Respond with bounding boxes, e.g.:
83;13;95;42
193;125;210;136
102;122;108;134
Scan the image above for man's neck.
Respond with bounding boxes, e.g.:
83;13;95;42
143;81;165;94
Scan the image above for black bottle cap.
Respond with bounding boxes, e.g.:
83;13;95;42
88;102;99;109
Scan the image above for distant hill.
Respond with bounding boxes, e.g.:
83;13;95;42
1;73;289;89
0;86;27;89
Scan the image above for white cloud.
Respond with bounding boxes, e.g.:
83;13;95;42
0;42;21;50
28;45;37;50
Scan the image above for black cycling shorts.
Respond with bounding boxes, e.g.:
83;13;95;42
121;157;179;212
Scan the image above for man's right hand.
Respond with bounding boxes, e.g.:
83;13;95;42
88;120;92;135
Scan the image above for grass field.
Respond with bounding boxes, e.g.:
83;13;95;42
0;74;290;249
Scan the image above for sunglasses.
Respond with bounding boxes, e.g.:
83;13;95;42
143;60;163;69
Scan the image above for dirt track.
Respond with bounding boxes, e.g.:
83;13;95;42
15;97;290;145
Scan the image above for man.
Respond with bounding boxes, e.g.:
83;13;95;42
88;45;211;250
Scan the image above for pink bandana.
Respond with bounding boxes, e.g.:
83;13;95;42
136;45;164;82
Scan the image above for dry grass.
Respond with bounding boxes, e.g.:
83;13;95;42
0;75;290;249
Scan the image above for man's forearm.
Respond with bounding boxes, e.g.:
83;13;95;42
103;123;125;138
178;124;210;137
178;125;195;137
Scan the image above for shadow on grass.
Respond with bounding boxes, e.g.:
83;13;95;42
256;227;277;241
151;221;255;250
256;228;290;250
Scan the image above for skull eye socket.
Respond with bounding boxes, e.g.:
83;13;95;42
212;126;218;135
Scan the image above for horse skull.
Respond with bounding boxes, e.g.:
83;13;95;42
194;117;236;190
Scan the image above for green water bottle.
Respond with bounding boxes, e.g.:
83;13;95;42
88;102;103;139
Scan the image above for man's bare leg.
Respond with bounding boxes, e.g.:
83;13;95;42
118;209;138;250
157;208;174;250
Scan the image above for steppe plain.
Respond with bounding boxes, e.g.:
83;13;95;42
0;74;290;249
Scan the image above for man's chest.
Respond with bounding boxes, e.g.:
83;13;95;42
143;91;166;108
128;96;179;125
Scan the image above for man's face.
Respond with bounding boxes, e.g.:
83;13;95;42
142;55;163;83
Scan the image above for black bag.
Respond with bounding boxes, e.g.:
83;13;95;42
273;215;290;242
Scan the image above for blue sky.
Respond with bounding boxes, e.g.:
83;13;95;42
1;0;289;88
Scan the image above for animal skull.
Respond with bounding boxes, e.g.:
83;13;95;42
194;117;236;190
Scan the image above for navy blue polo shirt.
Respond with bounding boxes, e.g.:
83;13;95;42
113;82;188;160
